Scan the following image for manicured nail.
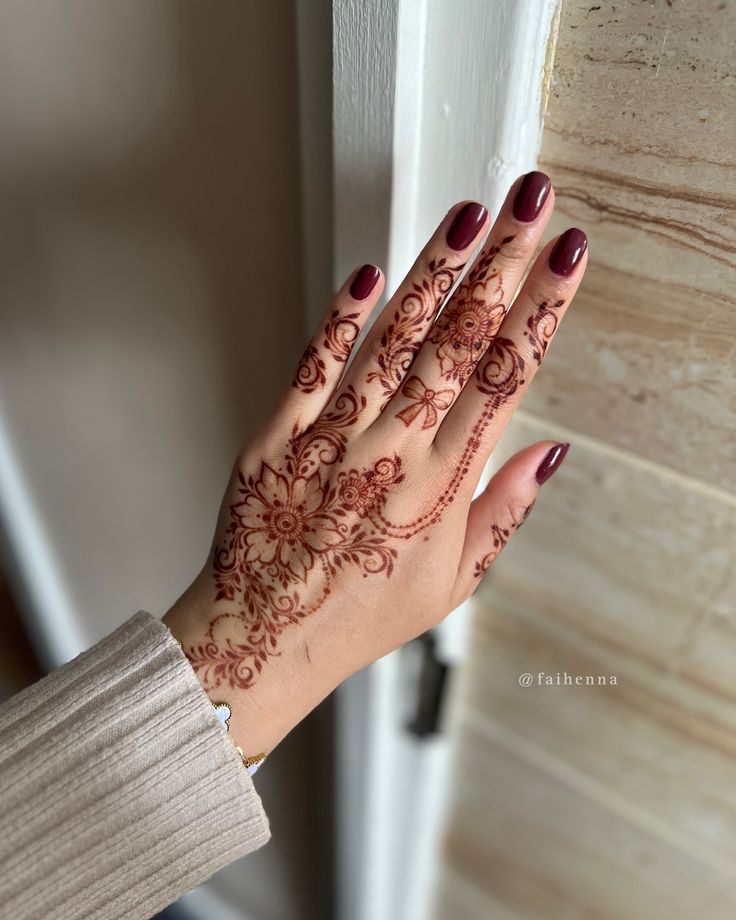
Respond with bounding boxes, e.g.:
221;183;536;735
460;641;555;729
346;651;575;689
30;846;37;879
512;171;551;222
549;228;587;277
350;264;381;300
446;202;488;251
536;442;569;485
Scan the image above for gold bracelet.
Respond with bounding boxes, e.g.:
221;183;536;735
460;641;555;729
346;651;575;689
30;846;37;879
213;702;266;776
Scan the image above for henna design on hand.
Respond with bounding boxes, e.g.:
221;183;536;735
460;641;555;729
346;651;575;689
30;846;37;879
292;310;362;393
524;299;563;363
186;296;561;692
473;502;534;578
323;309;361;363
395;376;455;429
366;258;463;401
427;238;513;385
293;344;327;394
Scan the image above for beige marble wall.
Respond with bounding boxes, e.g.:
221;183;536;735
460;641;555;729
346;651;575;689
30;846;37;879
437;1;736;916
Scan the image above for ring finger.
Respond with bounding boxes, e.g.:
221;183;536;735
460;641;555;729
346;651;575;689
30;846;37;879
383;171;554;438
321;199;490;432
434;227;588;476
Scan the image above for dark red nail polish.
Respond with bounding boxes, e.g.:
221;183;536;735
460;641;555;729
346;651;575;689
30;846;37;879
549;228;587;277
446;202;488;251
512;171;551;222
350;264;380;300
536;442;569;485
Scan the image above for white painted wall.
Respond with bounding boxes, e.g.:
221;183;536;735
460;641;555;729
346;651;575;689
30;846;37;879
332;2;559;918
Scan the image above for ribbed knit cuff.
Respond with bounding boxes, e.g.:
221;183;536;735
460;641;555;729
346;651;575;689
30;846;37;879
0;611;270;920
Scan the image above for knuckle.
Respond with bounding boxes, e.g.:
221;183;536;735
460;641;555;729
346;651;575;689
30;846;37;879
495;232;535;267
507;496;535;530
525;274;569;307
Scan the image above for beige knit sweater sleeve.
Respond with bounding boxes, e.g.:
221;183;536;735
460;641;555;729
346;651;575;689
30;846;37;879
0;611;271;920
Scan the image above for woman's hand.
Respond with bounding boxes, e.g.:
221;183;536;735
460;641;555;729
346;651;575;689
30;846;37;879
164;172;587;756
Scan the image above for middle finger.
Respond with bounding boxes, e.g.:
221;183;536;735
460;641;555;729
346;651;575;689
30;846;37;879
378;172;554;440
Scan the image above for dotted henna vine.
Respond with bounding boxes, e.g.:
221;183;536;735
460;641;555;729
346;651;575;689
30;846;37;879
185;270;565;691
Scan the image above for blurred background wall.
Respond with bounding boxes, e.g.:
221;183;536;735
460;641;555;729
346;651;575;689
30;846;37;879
435;1;736;917
0;2;331;917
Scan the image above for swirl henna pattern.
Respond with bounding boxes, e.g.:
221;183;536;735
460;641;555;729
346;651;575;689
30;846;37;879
293;309;362;393
366;257;464;402
393;237;515;431
185;285;565;693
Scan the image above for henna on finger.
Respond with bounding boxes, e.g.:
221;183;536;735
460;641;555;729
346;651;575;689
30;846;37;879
427;238;513;385
473;502;534;578
185;251;577;694
293;308;362;393
366;257;464;403
373;296;563;538
390;237;514;431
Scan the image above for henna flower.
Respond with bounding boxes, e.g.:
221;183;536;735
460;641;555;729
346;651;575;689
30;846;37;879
337;456;403;516
429;275;505;384
337;469;376;517
395;376;454;430
235;463;340;586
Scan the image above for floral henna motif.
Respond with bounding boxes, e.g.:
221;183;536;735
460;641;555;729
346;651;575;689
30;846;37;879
395;376;455;430
428;238;514;385
189;297;560;692
188;430;403;688
473;502;534;578
366;257;464;402
292;309;361;393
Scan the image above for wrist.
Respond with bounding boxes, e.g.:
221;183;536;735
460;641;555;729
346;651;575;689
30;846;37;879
163;585;335;756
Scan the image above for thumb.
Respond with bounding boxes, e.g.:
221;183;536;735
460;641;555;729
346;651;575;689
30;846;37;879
451;441;569;607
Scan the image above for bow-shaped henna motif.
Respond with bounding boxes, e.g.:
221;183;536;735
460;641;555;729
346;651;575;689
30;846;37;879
395;376;455;429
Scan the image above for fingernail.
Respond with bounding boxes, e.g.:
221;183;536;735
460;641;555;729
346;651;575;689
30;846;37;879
549;228;587;277
512;171;551;222
446;202;488;251
349;264;381;300
536;442;569;485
